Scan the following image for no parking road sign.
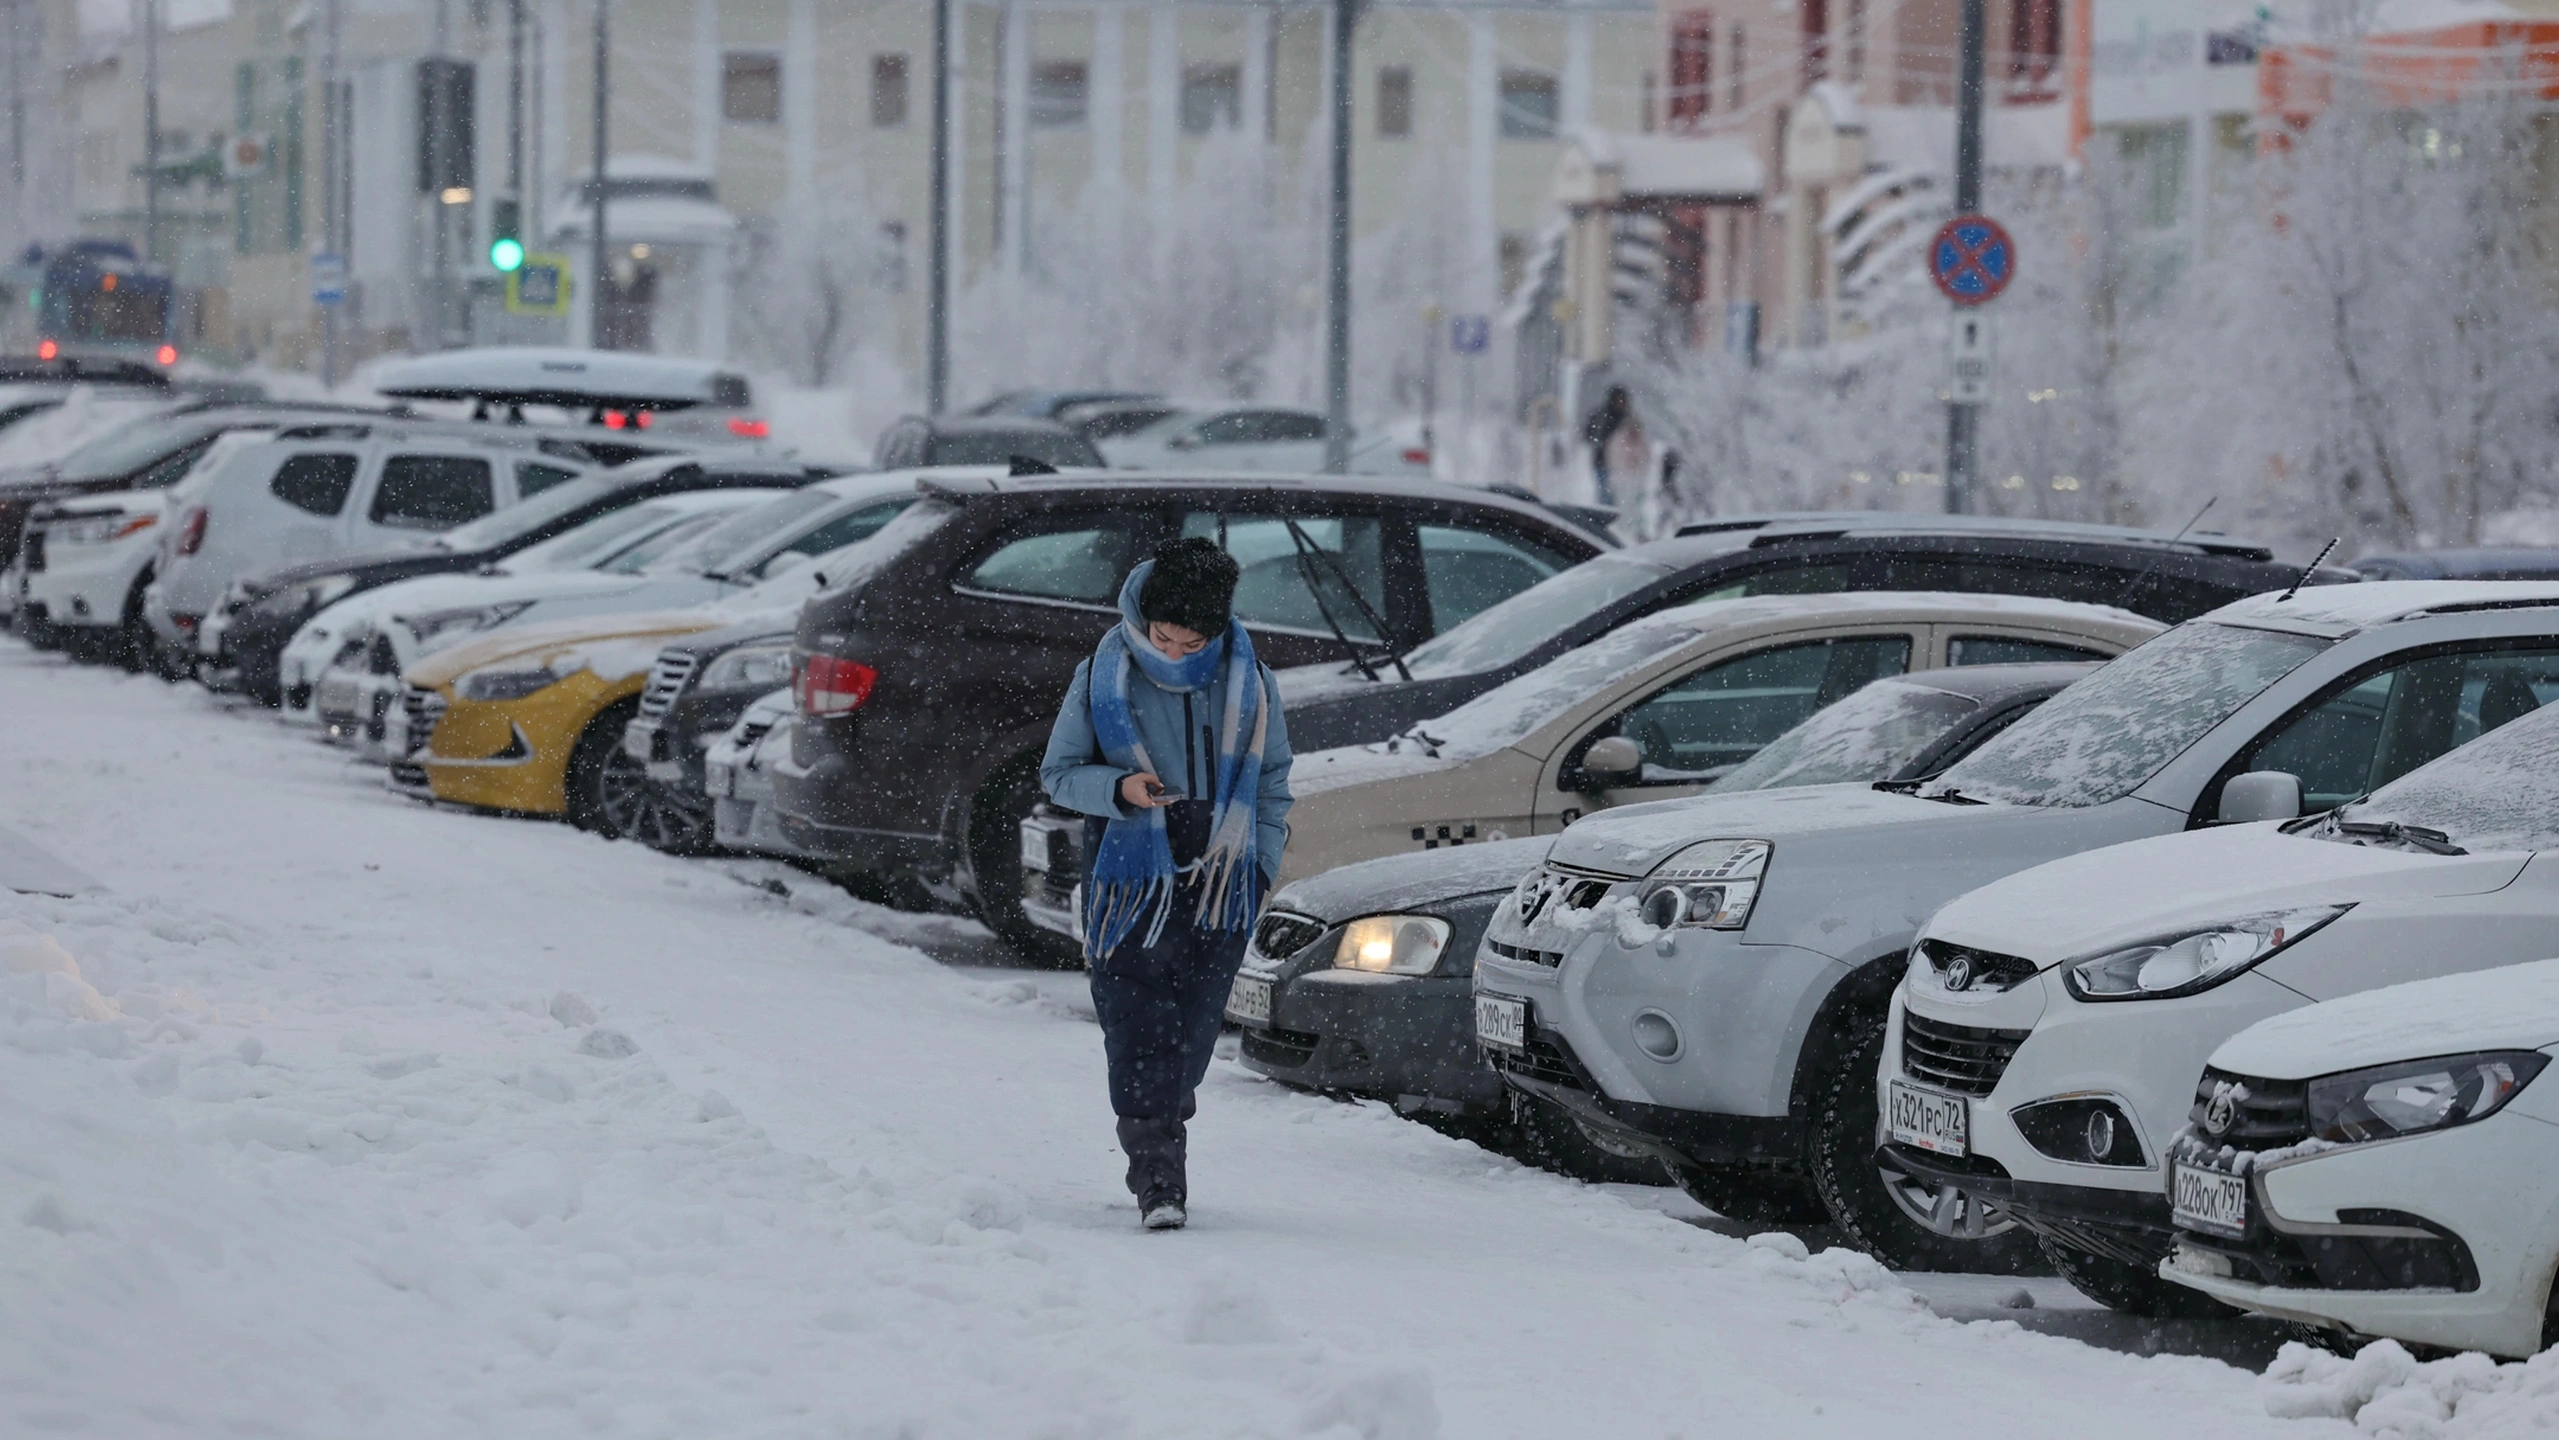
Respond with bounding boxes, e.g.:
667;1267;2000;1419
1928;215;2016;306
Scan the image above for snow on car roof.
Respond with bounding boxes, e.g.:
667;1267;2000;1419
2211;956;2559;1080
2212;579;2559;636
1629;589;2159;636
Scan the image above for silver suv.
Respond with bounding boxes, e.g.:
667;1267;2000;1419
1473;581;2559;1271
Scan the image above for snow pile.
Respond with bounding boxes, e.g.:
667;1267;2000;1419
2265;1339;2559;1438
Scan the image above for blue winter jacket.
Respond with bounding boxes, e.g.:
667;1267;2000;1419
1040;656;1294;888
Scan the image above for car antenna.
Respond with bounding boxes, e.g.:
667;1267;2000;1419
2276;537;2341;603
2109;495;2215;611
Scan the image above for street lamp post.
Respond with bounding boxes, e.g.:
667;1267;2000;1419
926;0;950;414
142;0;160;264
589;0;611;348
1321;0;1355;474
1942;0;1988;514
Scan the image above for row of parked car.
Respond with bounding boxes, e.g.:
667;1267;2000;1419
13;347;2559;1364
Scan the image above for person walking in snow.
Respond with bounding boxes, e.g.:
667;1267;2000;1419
1040;538;1294;1231
1582;385;1633;508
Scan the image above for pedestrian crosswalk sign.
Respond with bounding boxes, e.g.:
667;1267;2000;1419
506;254;572;315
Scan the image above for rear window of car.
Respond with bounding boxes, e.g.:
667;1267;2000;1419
269;452;360;516
960;517;1149;604
370;455;497;530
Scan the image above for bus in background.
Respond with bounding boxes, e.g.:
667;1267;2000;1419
10;241;179;367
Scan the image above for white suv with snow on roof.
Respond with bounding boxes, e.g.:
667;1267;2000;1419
1473;581;2559;1274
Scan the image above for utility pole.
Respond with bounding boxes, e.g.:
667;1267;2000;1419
1321;0;1355;474
589;0;611;348
9;0;25;200
322;0;344;386
926;0;951;414
142;0;160;264
428;0;453;349
1942;0;1987;514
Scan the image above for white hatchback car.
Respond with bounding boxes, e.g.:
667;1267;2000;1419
1891;689;2559;1316
2159;956;2559;1359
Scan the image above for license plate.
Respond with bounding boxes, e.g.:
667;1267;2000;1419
314;678;361;716
1226;974;1272;1026
2172;1162;2249;1237
1021;824;1050;872
1475;994;1528;1051
1887;1080;1970;1157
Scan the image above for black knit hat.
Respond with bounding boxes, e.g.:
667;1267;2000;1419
1136;537;1240;637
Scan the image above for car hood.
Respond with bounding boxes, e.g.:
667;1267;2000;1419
1546;783;1965;877
1270;835;1551;923
407;609;724;688
247;545;477;595
2211;953;2559;1080
378;568;655;623
1925;821;2532;967
1275;659;1387;707
1289;741;1467;798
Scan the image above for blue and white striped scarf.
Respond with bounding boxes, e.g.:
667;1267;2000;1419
1082;562;1269;961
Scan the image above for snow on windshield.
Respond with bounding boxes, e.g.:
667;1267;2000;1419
1399;556;1667;679
2326;697;2559;852
1931;623;2328;807
1708;677;1978;792
1398;619;1697;760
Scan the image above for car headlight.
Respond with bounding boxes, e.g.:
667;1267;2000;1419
251;574;358;619
2307;1051;2548;1144
457;665;563;702
1636;839;1769;931
400;601;532;645
2063;906;2349;1002
54;512;156;545
1331;915;1451;975
698;643;794;692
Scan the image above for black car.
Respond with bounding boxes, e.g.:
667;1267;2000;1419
1222;662;2098;1178
1277;512;2361;751
210;457;849;707
871;415;1107;471
768;471;1615;953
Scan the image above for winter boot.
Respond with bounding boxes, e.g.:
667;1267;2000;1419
1116;1112;1188;1222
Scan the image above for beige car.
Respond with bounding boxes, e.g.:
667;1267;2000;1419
1277;591;2165;885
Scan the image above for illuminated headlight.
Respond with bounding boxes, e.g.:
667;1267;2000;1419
2307;1051;2549;1145
1331;915;1451;975
400;601;532;646
457;665;562;702
1636;839;1769;931
2064;906;2349;1002
699;643;794;691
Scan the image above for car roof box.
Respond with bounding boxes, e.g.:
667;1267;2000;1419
370;347;746;412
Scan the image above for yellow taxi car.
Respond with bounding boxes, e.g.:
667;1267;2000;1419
392;609;724;837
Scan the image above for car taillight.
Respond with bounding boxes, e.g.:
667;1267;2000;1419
794;654;877;716
728;417;771;439
175;506;208;556
1402;447;1431;465
155;344;178;366
35;338;57;360
602;409;627;429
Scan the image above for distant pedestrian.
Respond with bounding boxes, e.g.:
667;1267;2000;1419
1040;538;1294;1231
1583;385;1633;507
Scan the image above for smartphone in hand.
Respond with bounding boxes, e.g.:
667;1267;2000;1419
1144;780;1186;803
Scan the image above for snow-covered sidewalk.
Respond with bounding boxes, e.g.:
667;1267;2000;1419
0;646;2509;1437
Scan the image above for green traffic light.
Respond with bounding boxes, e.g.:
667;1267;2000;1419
490;237;526;272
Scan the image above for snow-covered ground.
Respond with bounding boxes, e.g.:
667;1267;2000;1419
0;644;2542;1439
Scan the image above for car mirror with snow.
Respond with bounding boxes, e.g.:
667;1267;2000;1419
2218;771;2304;824
1579;736;1642;787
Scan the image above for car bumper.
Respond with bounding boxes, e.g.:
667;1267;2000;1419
310;666;407;755
199;602;305;696
769;738;948;877
418;673;631;816
704;740;815;859
624;689;760;787
1239;968;1507;1116
21;536;150;628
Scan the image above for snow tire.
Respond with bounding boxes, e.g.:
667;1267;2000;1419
1507;1092;1668;1186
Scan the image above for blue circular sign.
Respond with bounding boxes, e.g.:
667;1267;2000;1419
1928;215;2016;305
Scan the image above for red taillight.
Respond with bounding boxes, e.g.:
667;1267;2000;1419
794;654;877;716
602;409;627;429
634;409;652;429
155;344;178;366
1402;447;1431;466
175;506;208;556
727;417;771;439
35;339;56;360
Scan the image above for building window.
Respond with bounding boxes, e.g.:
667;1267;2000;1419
2009;0;2061;88
1669;11;1713;127
722;52;780;125
1179;63;1241;134
1377;65;1413;138
877;220;909;293
1031;60;1088;129
872;53;910;129
1848;0;1867;81
1730;25;1747;111
1802;0;1829;85
1498;70;1558;140
1498;232;1529;301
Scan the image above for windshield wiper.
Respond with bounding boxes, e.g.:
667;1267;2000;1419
1384;726;1446;758
1872;778;1924;794
1282;516;1413;682
1915;786;1987;805
2332;819;2467;855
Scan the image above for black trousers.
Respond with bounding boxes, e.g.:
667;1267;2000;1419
1088;895;1249;1206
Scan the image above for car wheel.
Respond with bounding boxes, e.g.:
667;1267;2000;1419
2040;1236;2236;1317
1506;1092;1668;1186
115;574;156;673
967;762;1083;968
1669;1160;1829;1225
1806;1014;2047;1273
566;699;646;836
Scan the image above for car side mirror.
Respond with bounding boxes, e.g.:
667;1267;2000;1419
2219;771;2303;824
1579;736;1643;789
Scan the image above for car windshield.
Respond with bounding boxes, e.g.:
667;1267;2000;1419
54;413;221;481
1397;620;1697;761
1398;556;1670;680
1707;678;1982;793
670;490;840;575
503;502;691;572
436;472;622;552
595;510;742;574
2313;700;2559;852
1930;622;2330;807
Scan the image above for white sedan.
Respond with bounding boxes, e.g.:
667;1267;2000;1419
2162;956;2559;1359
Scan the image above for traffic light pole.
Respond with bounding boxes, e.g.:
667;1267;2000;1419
429;0;453;348
321;0;342;386
589;0;611;349
1320;0;1355;474
141;0;159;264
926;0;951;414
1942;0;1987;514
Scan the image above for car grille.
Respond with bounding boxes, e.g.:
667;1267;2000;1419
2188;1066;2312;1148
1487;1030;1589;1091
637;650;699;721
1914;939;2040;993
1900;1012;2032;1096
401;685;448;757
1252;911;1328;961
22;529;43;572
1486;938;1565;967
366;632;400;676
1240;1026;1323;1069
